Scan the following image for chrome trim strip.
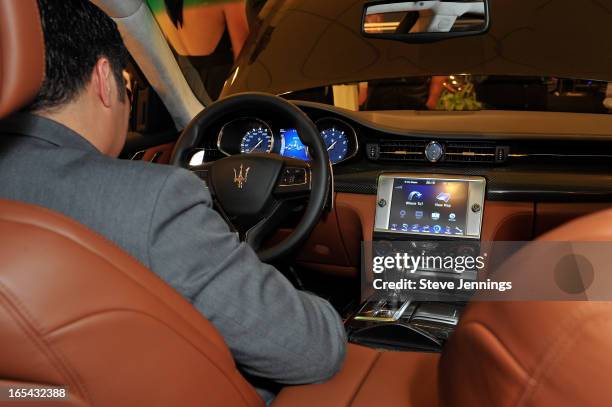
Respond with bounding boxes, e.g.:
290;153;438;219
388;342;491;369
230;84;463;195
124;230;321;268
277;167;310;187
517;153;612;158
130;150;146;160
374;173;486;240
150;151;163;163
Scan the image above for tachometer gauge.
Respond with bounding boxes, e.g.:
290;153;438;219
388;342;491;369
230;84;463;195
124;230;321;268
316;118;358;165
321;128;349;164
240;126;273;154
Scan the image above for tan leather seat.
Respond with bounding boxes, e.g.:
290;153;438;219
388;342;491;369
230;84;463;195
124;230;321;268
439;211;612;407
0;0;44;118
0;199;264;406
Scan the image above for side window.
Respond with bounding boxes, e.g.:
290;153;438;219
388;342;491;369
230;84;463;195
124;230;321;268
125;58;175;135
119;58;178;160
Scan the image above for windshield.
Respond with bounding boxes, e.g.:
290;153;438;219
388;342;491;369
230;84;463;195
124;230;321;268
282;75;612;114
219;0;612;104
145;0;612;114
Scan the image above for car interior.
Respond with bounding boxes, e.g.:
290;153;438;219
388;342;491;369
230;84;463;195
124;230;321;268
2;0;612;406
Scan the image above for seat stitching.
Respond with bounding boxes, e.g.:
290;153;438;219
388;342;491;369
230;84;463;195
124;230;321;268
0;215;259;406
0;282;93;404
515;305;610;407
0;206;218;340
45;308;257;405
461;321;530;376
0;213;222;342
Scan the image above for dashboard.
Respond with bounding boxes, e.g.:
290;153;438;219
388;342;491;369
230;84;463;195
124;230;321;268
184;100;612;202
189;116;358;166
169;100;612;278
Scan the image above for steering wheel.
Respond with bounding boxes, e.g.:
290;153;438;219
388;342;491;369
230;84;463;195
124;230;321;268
170;92;331;263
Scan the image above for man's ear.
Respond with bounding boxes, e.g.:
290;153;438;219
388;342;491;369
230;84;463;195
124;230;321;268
92;58;113;108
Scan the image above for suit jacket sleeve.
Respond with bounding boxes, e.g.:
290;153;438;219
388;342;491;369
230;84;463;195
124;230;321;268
146;168;347;384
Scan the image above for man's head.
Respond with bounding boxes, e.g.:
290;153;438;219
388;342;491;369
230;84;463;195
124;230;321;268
30;0;130;157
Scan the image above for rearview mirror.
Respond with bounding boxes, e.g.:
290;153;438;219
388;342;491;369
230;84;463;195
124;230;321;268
362;0;489;42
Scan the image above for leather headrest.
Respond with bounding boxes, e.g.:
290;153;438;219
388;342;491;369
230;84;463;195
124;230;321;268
440;209;612;406
0;0;45;119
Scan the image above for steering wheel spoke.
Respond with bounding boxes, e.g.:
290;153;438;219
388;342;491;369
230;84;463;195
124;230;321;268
190;162;214;185
243;200;294;252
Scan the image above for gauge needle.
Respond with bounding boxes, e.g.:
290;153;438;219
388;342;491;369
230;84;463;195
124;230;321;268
327;141;337;151
249;139;263;153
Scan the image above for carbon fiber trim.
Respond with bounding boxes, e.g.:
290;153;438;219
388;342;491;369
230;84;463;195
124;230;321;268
335;181;377;194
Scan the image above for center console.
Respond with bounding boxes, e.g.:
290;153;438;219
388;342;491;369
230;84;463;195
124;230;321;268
345;173;487;351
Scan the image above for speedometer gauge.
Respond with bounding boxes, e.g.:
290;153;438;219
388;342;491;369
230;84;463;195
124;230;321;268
217;118;274;156
240;126;273;154
316;118;358;165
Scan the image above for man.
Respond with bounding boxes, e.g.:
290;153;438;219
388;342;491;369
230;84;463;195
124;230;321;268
0;0;346;402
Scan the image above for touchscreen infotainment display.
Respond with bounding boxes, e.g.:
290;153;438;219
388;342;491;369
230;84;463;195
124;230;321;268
374;174;486;239
388;178;468;236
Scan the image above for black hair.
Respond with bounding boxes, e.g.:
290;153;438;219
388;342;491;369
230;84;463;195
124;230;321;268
165;0;184;27
29;0;129;112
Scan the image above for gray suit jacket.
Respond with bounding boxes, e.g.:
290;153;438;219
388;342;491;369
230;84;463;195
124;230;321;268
0;114;346;389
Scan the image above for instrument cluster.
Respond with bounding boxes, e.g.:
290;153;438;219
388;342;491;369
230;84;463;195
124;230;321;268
215;117;358;165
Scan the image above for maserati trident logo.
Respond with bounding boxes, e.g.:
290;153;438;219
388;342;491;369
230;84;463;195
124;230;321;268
233;164;250;189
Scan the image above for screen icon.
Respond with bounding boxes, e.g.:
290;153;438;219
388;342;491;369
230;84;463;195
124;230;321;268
431;212;440;221
449;213;456;221
454;226;464;234
408;191;423;201
415;211;424;220
391;224;398;230
402;224;409;231
433;225;442;233
411;224;420;231
399;210;406;218
436;192;451;203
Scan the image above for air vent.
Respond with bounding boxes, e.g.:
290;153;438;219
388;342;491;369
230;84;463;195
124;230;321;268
444;142;497;163
375;140;427;161
367;140;508;164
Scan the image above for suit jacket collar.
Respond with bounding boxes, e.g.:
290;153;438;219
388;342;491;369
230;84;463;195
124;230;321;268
0;113;99;153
